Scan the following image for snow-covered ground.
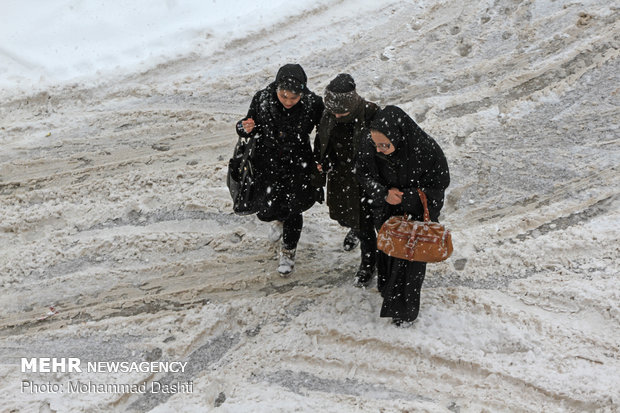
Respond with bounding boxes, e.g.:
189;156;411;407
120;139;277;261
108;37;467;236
1;0;619;412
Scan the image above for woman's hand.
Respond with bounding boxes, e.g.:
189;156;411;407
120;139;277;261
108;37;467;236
386;188;403;205
242;118;255;133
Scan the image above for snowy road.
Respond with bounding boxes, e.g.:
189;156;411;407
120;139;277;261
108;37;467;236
1;0;619;412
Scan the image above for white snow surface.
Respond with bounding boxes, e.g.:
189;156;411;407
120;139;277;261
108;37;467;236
0;0;338;92
1;0;619;412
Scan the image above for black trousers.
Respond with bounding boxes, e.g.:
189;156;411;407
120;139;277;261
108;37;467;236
255;191;304;251
282;212;303;250
377;252;426;322
357;205;377;270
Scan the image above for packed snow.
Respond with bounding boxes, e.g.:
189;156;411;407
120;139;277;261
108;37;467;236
1;0;619;412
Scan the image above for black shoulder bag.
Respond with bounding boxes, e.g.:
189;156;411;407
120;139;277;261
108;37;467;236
227;135;258;215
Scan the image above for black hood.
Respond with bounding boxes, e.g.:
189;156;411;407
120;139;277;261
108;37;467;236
275;64;307;94
369;105;412;148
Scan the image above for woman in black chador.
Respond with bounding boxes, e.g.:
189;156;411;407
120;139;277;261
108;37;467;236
235;64;324;275
315;73;379;286
357;106;450;326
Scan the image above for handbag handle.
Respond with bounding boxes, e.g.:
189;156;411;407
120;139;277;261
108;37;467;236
398;189;430;222
417;189;430;222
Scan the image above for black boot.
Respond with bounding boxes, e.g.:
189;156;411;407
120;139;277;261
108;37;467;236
354;266;373;287
343;229;359;251
392;318;415;328
354;255;375;287
354;237;376;287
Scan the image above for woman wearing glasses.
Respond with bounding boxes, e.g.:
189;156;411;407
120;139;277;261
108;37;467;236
236;63;324;275
357;105;450;326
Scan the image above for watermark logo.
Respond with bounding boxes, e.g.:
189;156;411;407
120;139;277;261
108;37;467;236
21;358;82;373
20;358;193;395
20;358;187;373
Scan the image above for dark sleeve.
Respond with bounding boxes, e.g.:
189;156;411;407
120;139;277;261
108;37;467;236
312;112;324;161
308;96;327;197
356;132;388;205
400;139;450;220
313;133;321;159
311;127;327;188
314;112;334;170
311;96;327;164
235;91;262;138
313;132;333;170
321;146;335;172
312;95;325;129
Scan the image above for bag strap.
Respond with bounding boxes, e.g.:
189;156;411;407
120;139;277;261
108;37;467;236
239;135;256;165
417;189;430;222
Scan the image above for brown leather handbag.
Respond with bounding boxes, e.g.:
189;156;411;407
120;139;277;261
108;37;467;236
377;189;453;262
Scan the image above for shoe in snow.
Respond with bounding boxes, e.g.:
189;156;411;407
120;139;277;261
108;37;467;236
354;268;373;288
268;221;283;242
392;318;415;328
277;248;296;276
343;229;359;251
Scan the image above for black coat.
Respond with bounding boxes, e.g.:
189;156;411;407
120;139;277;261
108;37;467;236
236;82;324;221
316;100;379;229
356;106;450;227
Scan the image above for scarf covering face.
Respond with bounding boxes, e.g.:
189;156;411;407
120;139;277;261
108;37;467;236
318;97;366;160
368;105;451;200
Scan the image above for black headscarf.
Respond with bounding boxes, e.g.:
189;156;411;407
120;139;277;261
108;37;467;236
369;105;427;151
275;64;307;94
364;105;450;220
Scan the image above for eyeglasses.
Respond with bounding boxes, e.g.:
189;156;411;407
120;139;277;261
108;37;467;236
371;141;392;150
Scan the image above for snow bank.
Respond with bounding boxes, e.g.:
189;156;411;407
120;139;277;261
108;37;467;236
0;0;329;92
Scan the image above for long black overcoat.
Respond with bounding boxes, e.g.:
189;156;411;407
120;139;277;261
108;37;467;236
316;100;379;230
356;105;450;227
356;105;450;322
236;82;324;222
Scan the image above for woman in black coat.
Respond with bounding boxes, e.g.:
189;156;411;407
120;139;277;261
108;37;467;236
356;106;450;326
315;73;380;286
236;64;324;275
